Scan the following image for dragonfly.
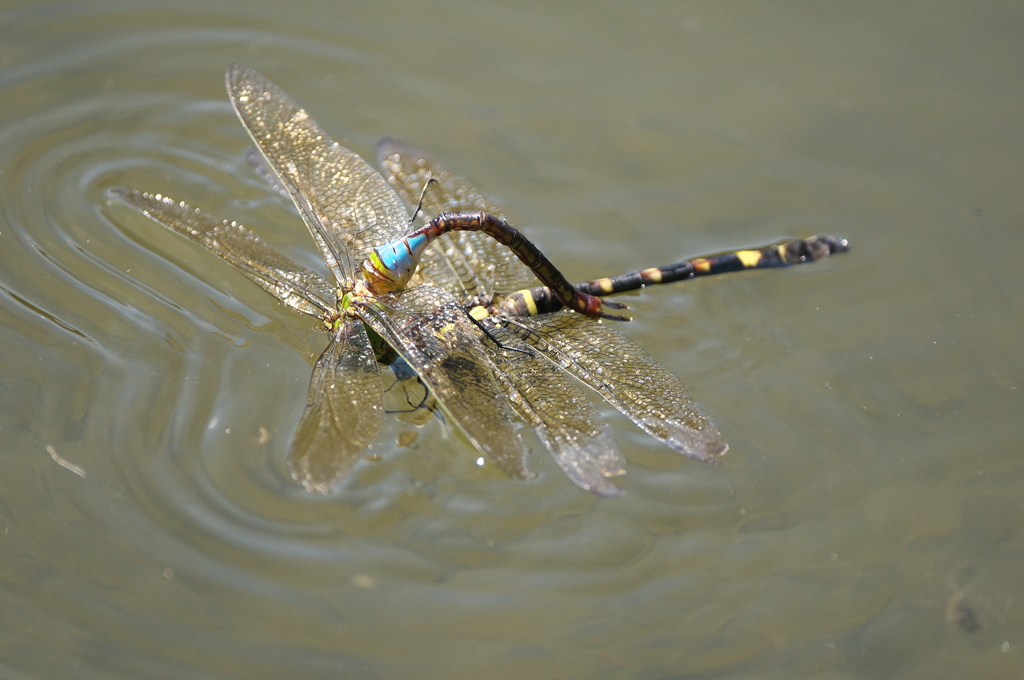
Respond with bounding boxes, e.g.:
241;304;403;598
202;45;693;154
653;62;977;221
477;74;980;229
113;64;847;497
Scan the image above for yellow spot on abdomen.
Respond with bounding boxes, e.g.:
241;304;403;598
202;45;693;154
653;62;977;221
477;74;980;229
692;258;711;274
640;267;663;283
521;292;539;316
737;250;763;268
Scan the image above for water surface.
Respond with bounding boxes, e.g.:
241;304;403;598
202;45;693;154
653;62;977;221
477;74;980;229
1;2;1022;678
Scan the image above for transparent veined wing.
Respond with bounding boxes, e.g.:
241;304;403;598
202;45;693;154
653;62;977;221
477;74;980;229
112;188;335;318
246;146;290;200
290;318;384;493
485;325;626;497
376;137;541;299
226;64;410;283
491;312;728;463
353;286;530;480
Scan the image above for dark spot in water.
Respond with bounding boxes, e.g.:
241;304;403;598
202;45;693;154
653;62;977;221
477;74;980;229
946;593;981;633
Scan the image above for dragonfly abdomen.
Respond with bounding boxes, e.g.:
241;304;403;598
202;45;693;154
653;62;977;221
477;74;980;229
689;235;849;275
498;235;850;317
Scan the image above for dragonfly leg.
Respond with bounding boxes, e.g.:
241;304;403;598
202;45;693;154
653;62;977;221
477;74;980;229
466;310;534;356
384;374;435;414
410;177;440;223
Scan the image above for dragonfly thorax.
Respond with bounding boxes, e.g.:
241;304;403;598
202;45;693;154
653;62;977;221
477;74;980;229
339;281;372;319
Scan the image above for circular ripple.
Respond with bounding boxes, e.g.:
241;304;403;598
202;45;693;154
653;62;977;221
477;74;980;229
0;6;898;680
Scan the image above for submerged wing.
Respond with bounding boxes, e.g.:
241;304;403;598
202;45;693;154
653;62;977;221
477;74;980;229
376;137;541;299
493;312;728;463
353;286;530;480
113;187;335;318
486;326;625;497
226;64;410;283
290;318;384;493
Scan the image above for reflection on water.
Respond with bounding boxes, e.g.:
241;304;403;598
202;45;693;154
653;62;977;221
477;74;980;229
1;1;1022;678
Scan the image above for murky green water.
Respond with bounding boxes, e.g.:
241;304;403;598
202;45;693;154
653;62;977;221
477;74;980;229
1;1;1022;678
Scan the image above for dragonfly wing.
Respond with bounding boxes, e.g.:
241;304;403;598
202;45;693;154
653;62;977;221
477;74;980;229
486;326;625;497
290;318;384;493
376;137;541;298
113;187;335;318
500;312;728;463
246;145;290;200
227;64;410;282
354;286;530;480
